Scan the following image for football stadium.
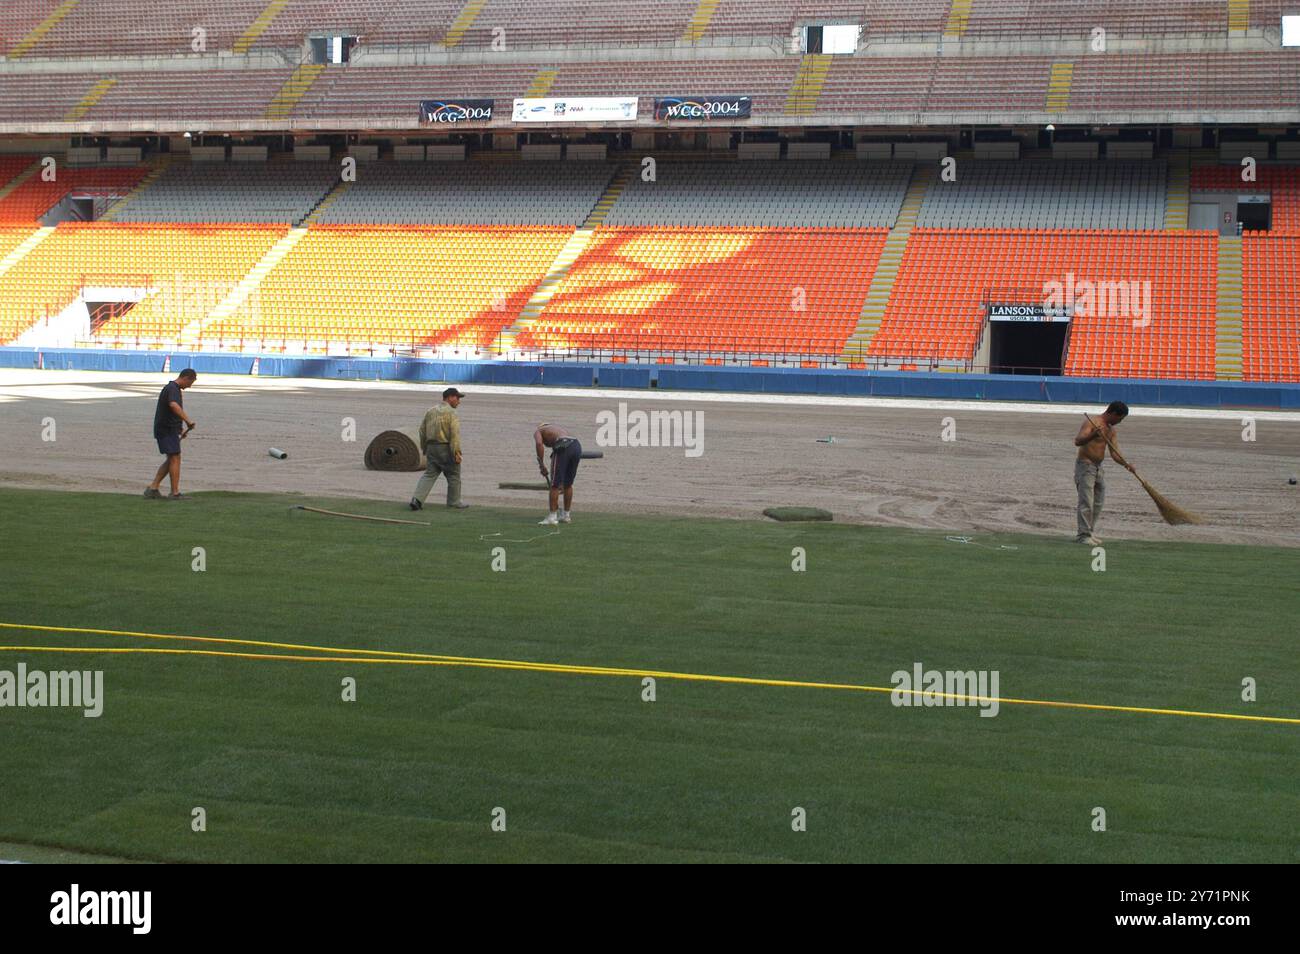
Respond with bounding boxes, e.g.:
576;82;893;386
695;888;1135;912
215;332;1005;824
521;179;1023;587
0;0;1298;885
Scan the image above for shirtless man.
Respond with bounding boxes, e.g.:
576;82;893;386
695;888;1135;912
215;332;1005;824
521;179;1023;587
1073;400;1135;544
534;423;582;525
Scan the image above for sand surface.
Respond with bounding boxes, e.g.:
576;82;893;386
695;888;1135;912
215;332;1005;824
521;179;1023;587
1;370;1297;548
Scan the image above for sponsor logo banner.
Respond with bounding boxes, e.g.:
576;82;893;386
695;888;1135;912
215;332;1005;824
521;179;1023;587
654;95;752;120
511;97;639;123
419;99;495;124
987;303;1073;322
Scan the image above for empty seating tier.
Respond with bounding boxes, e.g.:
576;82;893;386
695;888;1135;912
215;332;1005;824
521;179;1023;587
871;229;1217;380
112;162;339;224
316;162;616;226
516;227;888;355
604;161;912;228
0;165;147;222
1241;233;1300;383
200;225;571;350
1191;165;1300;232
918;161;1168;230
0;222;286;343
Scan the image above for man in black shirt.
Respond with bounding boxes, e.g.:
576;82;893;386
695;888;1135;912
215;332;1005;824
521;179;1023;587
145;369;197;499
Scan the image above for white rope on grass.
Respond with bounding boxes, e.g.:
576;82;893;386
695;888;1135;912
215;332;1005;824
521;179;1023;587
945;535;1020;551
479;530;562;544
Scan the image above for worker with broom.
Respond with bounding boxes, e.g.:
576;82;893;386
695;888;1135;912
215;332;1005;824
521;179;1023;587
1073;400;1135;544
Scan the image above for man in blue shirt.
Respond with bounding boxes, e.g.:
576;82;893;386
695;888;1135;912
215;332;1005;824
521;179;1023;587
145;369;197;500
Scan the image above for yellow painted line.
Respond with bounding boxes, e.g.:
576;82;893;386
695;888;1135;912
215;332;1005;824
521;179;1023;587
1228;0;1250;32
525;68;559;98
682;0;721;43
1046;62;1074;113
64;77;117;122
233;0;292;54
944;0;973;38
7;0;80;59
2;622;1297;726
443;0;488;48
265;63;325;119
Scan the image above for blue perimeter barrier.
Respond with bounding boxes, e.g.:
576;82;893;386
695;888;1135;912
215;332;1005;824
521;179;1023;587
2;347;1297;409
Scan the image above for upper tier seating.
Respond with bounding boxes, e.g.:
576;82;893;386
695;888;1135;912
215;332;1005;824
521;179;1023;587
6;0;1264;59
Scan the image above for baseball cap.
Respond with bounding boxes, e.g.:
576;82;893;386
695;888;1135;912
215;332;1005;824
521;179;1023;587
443;387;466;399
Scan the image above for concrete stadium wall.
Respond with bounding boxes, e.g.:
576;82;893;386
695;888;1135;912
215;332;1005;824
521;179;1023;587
2;347;1297;409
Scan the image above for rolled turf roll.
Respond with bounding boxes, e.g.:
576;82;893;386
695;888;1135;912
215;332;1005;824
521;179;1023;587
763;506;833;522
499;482;552;491
580;449;604;459
364;430;426;472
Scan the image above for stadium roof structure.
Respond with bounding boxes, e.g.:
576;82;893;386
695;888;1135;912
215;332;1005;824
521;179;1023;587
0;1;1297;133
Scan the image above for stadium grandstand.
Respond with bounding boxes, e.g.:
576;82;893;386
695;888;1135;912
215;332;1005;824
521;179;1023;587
0;0;1297;383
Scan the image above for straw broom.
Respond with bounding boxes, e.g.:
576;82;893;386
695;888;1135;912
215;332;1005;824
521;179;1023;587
1084;415;1203;525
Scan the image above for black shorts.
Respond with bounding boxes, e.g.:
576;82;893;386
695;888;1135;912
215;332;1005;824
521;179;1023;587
550;438;581;488
155;431;182;455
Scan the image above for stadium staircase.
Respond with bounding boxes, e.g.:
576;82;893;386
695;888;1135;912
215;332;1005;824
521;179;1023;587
1228;0;1250;35
1215;235;1243;380
492;228;596;353
234;0;293;54
265;64;326;120
525;68;560;97
178;227;308;347
0;160;41;207
301;177;351;226
785;55;832;116
1046;62;1073;114
100;157;174;222
6;0;81;60
580;165;632;229
843;164;935;361
65;78;117;122
0;227;53;281
1164;154;1190;230
444;0;489;48
496;167;629;352
683;0;721;42
944;0;973;38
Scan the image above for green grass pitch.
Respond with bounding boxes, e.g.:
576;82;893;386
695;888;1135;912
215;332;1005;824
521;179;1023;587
0;487;1296;863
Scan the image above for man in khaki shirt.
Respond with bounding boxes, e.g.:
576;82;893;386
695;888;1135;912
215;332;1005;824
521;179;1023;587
410;387;469;510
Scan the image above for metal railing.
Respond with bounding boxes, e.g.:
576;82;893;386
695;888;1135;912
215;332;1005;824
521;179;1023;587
73;330;1086;377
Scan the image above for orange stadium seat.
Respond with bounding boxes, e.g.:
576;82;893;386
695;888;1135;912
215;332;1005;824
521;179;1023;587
1191;166;1300;232
514;228;888;356
871;230;1218;379
0;165;148;223
1241;232;1300;383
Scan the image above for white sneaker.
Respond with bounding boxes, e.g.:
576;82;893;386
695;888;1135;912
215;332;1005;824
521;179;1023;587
559;513;571;524
538;513;559;526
